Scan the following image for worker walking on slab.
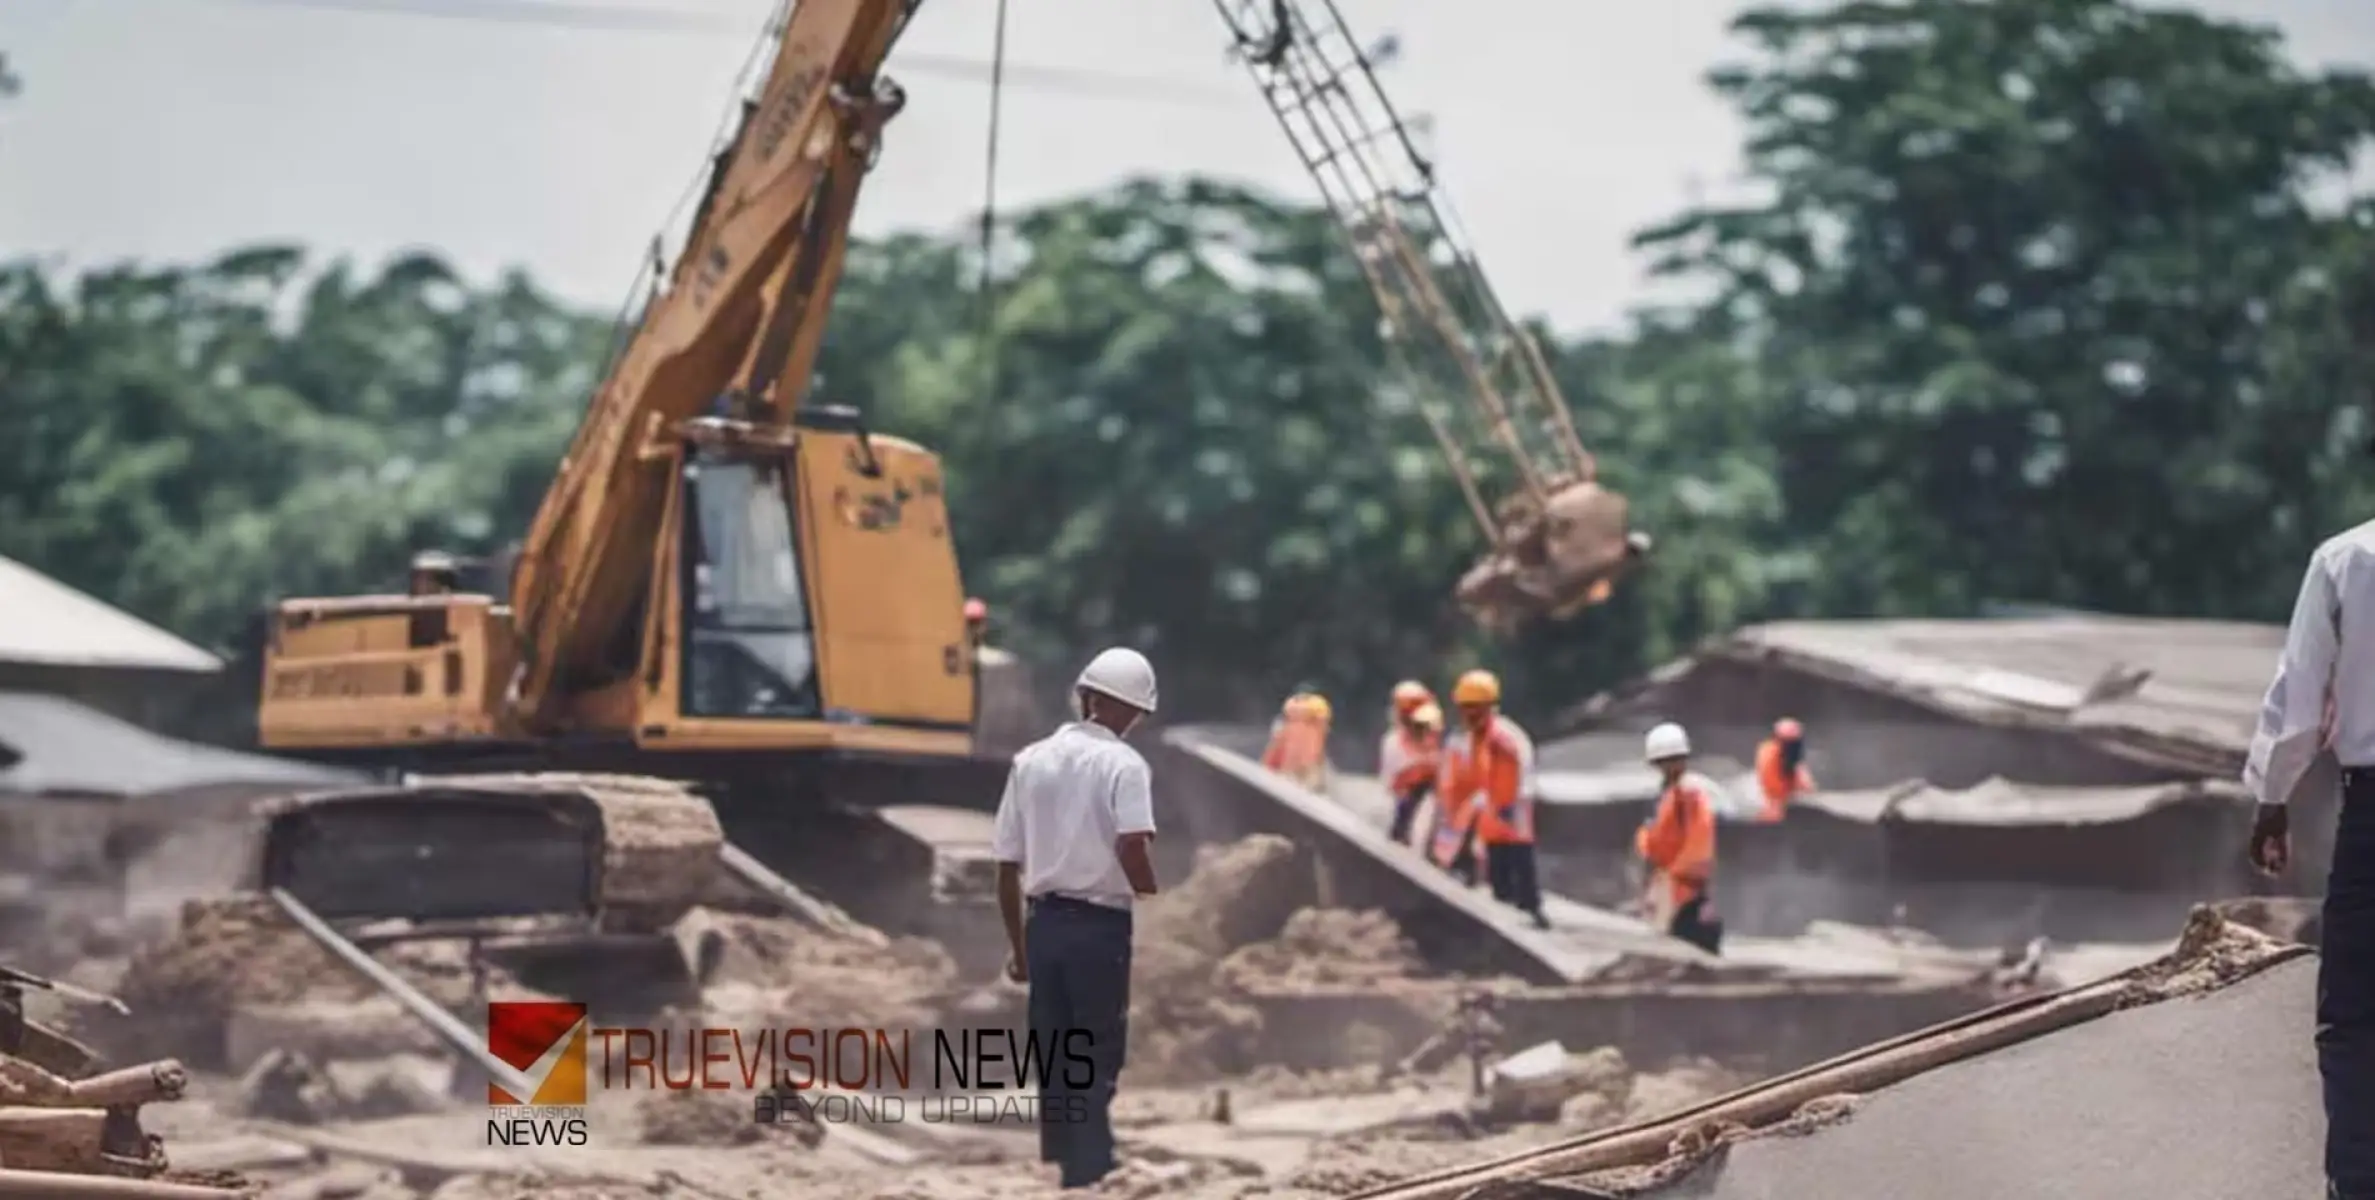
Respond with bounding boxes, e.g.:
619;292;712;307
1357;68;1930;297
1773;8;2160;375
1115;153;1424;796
1438;670;1549;930
992;646;1163;1191
1754;717;1818;821
1638;722;1723;954
2243;518;2375;1199
1381;681;1443;847
1261;690;1333;792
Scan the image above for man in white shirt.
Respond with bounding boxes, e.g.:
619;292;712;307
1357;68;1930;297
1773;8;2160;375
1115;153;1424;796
991;646;1161;1191
2244;517;2375;1199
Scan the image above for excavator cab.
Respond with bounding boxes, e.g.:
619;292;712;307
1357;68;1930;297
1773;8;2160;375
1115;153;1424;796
257;405;976;763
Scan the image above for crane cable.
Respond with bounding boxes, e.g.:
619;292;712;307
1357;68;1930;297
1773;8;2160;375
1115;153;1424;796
976;0;1013;415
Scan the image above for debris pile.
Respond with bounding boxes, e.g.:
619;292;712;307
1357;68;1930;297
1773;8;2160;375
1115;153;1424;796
633;1086;767;1146
1216;907;1425;990
680;907;959;1031
1128;835;1305;1083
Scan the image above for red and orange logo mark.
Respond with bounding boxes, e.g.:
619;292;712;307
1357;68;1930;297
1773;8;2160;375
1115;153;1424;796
486;1001;588;1106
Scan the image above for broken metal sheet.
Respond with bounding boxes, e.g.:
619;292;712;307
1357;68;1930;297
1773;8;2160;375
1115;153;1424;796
1800;775;2251;827
0;555;221;673
1719;615;2279;765
0;691;356;798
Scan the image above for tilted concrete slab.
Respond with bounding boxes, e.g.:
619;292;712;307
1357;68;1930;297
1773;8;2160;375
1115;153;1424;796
1162;729;1723;984
1629;958;2321;1199
1343;917;2319;1200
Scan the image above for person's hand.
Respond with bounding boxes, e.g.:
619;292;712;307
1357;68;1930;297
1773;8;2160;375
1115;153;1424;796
2249;804;2292;876
1003;950;1028;984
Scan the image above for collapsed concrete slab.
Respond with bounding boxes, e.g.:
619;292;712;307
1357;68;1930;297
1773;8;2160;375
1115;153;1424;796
1341;910;2319;1200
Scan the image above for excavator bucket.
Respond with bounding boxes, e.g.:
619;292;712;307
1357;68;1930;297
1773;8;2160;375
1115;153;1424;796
1455;480;1650;635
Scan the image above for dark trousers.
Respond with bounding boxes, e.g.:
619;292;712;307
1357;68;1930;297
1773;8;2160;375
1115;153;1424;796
1025;896;1133;1189
1671;894;1724;955
1485;841;1544;917
1390;784;1430;844
1447;825;1480;886
2327;772;2375;1197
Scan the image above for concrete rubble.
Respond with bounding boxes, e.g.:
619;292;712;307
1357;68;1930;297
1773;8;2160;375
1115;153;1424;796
45;832;1782;1200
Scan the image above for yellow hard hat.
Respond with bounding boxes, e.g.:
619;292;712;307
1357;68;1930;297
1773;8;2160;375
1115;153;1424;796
1451;669;1501;707
1411;702;1443;729
1304;694;1332;723
1391;680;1434;715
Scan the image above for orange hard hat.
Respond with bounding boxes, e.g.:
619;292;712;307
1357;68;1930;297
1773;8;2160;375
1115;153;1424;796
1451;669;1501;707
963;597;988;622
1391;680;1434;715
1774;717;1804;741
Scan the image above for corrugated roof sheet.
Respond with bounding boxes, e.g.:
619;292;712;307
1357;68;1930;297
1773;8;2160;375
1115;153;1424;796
0;555;221;672
1713;614;2281;769
0;691;354;797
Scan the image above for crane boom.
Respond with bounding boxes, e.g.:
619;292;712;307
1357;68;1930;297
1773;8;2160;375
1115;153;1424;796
508;0;920;725
1213;0;1647;631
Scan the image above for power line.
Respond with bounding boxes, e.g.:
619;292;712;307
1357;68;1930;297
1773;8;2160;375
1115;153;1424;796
212;0;1239;106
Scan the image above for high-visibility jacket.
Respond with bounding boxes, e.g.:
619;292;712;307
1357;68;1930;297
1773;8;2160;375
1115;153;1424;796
1753;738;1816;821
1438;715;1537;848
1262;711;1330;790
1637;772;1719;914
1378;726;1441;796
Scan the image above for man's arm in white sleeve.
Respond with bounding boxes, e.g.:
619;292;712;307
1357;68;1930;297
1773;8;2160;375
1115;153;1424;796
2244;550;2341;808
991;762;1028;972
1113;757;1158;895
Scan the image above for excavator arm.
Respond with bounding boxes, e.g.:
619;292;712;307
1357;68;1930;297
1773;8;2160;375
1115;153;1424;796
508;0;920;727
1212;0;1651;633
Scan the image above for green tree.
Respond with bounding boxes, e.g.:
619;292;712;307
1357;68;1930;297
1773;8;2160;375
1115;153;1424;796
1636;0;2375;621
0;248;607;647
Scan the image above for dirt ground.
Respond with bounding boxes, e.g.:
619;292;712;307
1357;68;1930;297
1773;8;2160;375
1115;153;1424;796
67;835;1755;1199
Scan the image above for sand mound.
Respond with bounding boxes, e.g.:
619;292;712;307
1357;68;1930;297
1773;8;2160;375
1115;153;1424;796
1123;835;1435;1085
634;1086;767;1146
1217;908;1424;990
681;908;959;1031
119;896;368;1013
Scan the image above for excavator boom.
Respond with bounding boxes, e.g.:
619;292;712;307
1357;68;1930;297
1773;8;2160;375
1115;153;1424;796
1213;0;1649;632
510;0;920;724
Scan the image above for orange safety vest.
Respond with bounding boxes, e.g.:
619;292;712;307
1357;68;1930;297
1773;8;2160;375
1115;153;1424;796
1437;716;1536;848
1262;712;1329;786
1378;726;1441;796
1637;776;1718;909
1753;738;1815;821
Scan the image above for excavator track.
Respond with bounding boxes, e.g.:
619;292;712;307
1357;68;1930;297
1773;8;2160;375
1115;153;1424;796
258;772;725;936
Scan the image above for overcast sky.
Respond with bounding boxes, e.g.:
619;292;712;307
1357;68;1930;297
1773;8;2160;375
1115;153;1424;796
3;0;2371;333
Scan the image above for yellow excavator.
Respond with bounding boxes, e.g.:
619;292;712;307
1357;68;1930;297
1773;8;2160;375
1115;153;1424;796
248;0;1643;940
254;0;995;942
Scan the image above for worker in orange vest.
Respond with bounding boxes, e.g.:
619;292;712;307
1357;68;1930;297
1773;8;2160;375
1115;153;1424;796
1261;691;1333;791
1636;721;1723;954
1437;670;1547;929
1753;717;1816;821
1379;685;1442;846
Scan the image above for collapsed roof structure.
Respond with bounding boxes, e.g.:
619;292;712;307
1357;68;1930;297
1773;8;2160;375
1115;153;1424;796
1527;614;2308;944
1346;910;2319;1200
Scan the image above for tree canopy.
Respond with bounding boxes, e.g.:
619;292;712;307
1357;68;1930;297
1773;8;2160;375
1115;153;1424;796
5;0;2373;736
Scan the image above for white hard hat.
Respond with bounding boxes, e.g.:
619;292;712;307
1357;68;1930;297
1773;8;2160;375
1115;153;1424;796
1076;647;1159;714
1643;722;1690;762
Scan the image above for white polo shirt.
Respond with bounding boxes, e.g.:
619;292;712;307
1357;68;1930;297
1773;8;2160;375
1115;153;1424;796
991;721;1156;910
